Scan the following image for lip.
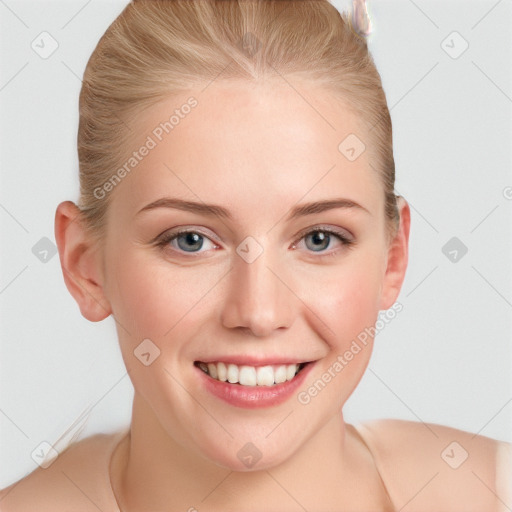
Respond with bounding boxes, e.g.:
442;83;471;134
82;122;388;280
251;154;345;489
195;360;316;409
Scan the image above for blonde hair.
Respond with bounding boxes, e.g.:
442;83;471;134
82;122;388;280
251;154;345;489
77;0;398;242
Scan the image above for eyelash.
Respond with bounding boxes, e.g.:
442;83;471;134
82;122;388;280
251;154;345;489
154;225;355;260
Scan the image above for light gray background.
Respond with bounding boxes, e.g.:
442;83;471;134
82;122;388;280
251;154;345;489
1;0;511;488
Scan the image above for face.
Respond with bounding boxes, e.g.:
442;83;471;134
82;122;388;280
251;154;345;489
89;79;404;470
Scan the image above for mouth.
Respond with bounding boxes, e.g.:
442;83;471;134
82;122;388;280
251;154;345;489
194;361;309;387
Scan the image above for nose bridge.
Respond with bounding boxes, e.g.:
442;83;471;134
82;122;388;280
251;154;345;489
220;236;294;337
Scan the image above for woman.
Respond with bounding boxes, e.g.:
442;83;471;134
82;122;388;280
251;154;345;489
1;0;510;510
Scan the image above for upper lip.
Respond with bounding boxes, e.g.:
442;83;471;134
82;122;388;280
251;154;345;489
194;356;313;367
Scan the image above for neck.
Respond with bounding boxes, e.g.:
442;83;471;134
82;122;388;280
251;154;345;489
110;393;353;511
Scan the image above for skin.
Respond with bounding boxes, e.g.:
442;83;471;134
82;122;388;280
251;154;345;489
1;78;509;512
56;79;408;510
43;78;406;510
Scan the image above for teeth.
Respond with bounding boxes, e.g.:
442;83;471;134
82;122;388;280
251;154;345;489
274;365;287;384
198;361;303;386
207;363;218;380
227;364;238;384
217;362;227;382
239;366;257;386
286;364;297;380
256;366;274;386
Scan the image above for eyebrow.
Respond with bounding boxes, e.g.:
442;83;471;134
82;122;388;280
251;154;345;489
136;197;370;220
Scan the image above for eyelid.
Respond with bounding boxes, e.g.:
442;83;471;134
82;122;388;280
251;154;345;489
152;225;221;245
292;224;354;246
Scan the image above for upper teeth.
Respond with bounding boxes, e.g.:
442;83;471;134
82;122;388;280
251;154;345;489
197;362;302;386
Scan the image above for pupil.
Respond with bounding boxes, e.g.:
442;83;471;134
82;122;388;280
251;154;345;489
307;231;329;251
178;232;203;252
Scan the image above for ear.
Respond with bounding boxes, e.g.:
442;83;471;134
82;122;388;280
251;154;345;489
379;196;411;310
54;201;112;322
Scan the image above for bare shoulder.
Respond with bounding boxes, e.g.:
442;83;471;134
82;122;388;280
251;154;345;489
355;418;512;512
0;430;125;512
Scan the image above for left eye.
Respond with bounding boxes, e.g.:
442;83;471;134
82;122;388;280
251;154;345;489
295;229;353;252
156;227;353;255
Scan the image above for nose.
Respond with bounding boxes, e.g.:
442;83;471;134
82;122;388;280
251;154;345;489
220;242;295;338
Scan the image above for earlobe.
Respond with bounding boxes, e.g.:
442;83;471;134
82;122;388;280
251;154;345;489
379;197;411;310
54;201;112;322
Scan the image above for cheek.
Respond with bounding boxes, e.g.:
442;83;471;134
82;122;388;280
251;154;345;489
107;247;227;343
294;250;386;403
105;250;228;404
300;253;385;346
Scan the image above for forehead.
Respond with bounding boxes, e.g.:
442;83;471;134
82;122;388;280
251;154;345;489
110;79;382;221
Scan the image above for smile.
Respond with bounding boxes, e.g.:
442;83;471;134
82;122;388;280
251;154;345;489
194;359;315;408
194;361;308;386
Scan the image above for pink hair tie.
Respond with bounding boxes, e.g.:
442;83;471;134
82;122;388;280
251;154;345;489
351;0;373;38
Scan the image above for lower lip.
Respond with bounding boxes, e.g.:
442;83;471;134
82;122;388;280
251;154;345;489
195;362;315;409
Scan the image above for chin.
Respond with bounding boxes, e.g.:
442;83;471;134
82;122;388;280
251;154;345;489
189;429;303;473
204;443;295;473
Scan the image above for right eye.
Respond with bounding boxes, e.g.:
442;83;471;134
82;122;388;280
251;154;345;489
156;229;219;255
